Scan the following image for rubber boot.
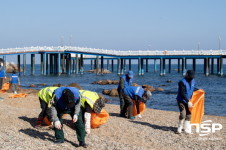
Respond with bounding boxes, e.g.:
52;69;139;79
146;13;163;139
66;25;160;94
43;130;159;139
176;119;184;134
127;105;135;120
184;120;192;134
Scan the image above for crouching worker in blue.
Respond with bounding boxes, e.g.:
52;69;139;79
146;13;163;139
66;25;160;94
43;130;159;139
176;70;198;134
117;70;133;117
47;87;88;148
122;86;152;119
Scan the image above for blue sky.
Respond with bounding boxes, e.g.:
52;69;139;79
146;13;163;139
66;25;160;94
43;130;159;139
0;0;226;50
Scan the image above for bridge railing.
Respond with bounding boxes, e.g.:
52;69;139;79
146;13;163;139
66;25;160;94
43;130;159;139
1;46;226;56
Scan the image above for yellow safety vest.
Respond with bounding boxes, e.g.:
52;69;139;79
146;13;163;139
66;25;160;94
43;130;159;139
79;90;99;109
38;87;58;103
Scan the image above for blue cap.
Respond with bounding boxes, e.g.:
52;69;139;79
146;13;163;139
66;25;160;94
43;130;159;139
127;70;133;78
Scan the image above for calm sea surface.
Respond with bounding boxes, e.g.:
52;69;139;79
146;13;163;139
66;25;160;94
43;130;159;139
11;64;226;116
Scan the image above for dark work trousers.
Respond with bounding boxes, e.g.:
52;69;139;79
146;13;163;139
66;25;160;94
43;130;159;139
177;101;191;121
117;87;125;114
38;98;48;119
122;92;133;118
54;110;86;143
0;78;3;89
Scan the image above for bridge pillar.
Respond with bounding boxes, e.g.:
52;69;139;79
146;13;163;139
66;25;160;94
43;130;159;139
205;58;210;76
220;57;224;76
43;53;47;75
154;59;157;72
107;59;109;70
76;54;79;74
40;54;44;75
49;54;53;74
141;58;144;75
192;58;196;72
2;56;6;70
217;58;220;75
168;59;171;73
66;53;71;75
117;58;120;75
178;59;181;73
160;58;163;76
146;59;149;72
182;57;186;76
46;54;49;75
57;53;61;75
163;58;166;75
62;54;66;74
129;59;131;71
23;54;26;75
211;58;214;74
123;59;126;73
96;56;99;74
138;58;141;76
111;59;114;72
101;56;104;74
17;55;21;76
31;54;35;75
120;58;124;75
79;54;83;74
91;60;93;70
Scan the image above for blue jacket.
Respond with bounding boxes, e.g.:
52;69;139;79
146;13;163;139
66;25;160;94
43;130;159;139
123;86;144;99
176;78;196;103
0;66;5;78
54;87;80;110
11;74;19;84
118;74;133;89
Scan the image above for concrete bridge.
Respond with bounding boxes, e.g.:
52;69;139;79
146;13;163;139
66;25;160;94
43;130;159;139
0;46;225;76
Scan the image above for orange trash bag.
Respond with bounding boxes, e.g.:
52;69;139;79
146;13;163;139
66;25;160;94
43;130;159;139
132;100;146;116
91;109;109;129
189;89;205;124
8;93;28;98
1;83;10;90
0;83;10;93
43;116;52;126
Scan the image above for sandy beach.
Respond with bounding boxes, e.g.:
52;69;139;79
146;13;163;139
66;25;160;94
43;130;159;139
0;92;225;150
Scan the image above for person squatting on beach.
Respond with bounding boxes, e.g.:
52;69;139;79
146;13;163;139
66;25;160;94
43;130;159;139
35;86;59;127
122;86;152;119
0;63;6;89
9;70;20;94
79;90;105;134
176;70;198;134
117;70;133;117
47;87;88;148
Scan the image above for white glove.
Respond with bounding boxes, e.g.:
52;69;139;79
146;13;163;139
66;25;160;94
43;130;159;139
72;115;78;123
188;102;193;108
85;128;91;134
54;121;62;129
137;114;142;118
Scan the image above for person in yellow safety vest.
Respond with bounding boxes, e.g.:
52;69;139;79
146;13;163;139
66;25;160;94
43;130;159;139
35;86;59;127
79;90;105;134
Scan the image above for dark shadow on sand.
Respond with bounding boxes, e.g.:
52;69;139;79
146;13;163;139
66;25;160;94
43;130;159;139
18;116;79;147
19;116;37;127
131;120;177;132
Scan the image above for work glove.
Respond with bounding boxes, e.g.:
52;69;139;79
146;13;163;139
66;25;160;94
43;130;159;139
188;102;193;108
54;121;62;129
72;115;78;123
137;114;142;118
85;128;91;134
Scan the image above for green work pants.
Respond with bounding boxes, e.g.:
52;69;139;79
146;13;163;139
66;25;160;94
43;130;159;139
54;110;86;142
